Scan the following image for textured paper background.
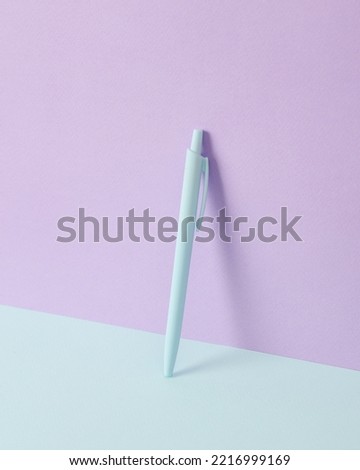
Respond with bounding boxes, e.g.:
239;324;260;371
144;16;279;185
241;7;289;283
1;1;360;370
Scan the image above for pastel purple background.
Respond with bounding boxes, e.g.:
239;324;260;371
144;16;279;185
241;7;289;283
1;1;360;370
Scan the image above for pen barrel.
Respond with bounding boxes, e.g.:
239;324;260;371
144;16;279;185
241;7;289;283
164;149;204;376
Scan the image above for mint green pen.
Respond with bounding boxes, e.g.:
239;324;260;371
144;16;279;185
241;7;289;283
164;129;209;377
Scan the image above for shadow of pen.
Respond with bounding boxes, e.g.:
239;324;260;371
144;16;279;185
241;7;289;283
176;131;258;377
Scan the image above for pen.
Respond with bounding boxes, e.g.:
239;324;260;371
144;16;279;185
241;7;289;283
164;129;209;377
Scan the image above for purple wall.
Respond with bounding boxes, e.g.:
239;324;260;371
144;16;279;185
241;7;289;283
1;1;360;370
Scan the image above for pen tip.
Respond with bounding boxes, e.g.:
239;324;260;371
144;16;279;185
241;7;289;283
164;365;174;378
164;360;174;378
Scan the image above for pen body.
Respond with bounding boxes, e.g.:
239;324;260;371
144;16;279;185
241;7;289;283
164;148;204;377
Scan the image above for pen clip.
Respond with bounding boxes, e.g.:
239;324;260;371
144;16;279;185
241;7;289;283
196;157;209;231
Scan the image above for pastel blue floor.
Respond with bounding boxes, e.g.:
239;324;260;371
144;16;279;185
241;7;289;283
0;305;359;449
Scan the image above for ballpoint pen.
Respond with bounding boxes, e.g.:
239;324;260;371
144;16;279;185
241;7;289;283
164;129;209;377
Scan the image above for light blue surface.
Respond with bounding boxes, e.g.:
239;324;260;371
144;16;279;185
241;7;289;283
0;304;359;450
164;129;209;377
